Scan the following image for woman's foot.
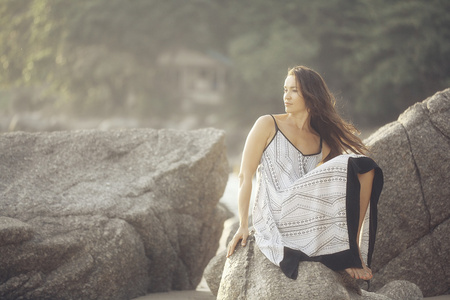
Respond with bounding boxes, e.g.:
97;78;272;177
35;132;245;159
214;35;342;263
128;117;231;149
345;264;373;280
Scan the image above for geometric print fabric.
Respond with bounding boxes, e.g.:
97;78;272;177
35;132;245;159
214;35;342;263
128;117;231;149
252;116;370;268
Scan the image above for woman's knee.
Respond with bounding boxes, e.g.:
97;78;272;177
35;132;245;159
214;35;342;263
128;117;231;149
357;169;375;183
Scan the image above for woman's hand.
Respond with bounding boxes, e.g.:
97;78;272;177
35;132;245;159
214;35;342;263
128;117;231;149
226;226;249;258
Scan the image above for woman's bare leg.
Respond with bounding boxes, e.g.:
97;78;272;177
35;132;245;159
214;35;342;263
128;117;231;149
345;169;375;280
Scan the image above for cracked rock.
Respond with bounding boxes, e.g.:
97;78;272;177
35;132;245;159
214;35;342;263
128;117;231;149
0;128;229;300
365;88;450;297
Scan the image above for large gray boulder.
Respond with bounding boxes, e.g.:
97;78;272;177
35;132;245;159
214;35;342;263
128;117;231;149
0;128;229;299
209;236;422;300
365;88;450;296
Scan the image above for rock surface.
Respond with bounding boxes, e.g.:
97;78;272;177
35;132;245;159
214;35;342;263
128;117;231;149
0;217;34;245
0;128;229;300
208;236;422;300
365;88;450;296
204;249;227;296
376;280;424;300
203;216;242;296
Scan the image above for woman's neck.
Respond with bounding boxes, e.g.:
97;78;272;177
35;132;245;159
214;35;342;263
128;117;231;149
286;112;311;131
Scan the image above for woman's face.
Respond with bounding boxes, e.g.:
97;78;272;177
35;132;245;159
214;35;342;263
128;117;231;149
283;75;306;114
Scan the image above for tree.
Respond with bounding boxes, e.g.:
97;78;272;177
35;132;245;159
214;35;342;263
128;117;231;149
1;0;449;125
0;0;226;117
337;0;450;124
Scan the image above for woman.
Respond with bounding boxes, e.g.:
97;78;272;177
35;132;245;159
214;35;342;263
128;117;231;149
226;66;383;281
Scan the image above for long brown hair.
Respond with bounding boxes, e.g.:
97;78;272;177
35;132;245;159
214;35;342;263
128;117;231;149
288;66;368;161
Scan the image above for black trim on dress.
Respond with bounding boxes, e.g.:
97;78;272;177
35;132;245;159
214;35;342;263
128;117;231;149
268;114;322;156
279;156;383;279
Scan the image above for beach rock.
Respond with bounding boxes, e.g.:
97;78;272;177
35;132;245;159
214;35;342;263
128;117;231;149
0;217;34;245
365;88;450;296
375;280;423;300
204;250;227;296
212;236;421;300
370;219;450;297
0;128;229;299
203;217;240;296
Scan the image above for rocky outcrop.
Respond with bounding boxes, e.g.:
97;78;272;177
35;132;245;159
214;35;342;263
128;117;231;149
0;128;229;300
204;250;227;296
207;236;422;300
365;88;450;296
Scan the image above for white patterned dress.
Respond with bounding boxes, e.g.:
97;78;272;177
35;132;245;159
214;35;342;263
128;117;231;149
252;115;383;279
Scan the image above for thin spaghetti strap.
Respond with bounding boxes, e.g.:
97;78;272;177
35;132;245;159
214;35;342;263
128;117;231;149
262;115;279;151
270;114;279;131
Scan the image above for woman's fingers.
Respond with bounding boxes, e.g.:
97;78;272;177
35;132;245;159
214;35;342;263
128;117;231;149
226;228;250;258
241;232;248;247
226;236;239;258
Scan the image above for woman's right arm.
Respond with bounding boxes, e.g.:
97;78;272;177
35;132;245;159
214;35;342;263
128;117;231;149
226;115;274;257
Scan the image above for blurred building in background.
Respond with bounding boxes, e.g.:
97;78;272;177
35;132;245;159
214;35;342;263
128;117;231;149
157;48;231;113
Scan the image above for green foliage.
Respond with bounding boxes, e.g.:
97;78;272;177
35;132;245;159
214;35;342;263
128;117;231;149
336;0;450;123
0;0;449;124
1;0;223;117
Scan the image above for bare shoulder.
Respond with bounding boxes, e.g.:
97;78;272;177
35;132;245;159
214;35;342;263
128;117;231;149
251;115;274;133
254;114;275;126
249;115;276;147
